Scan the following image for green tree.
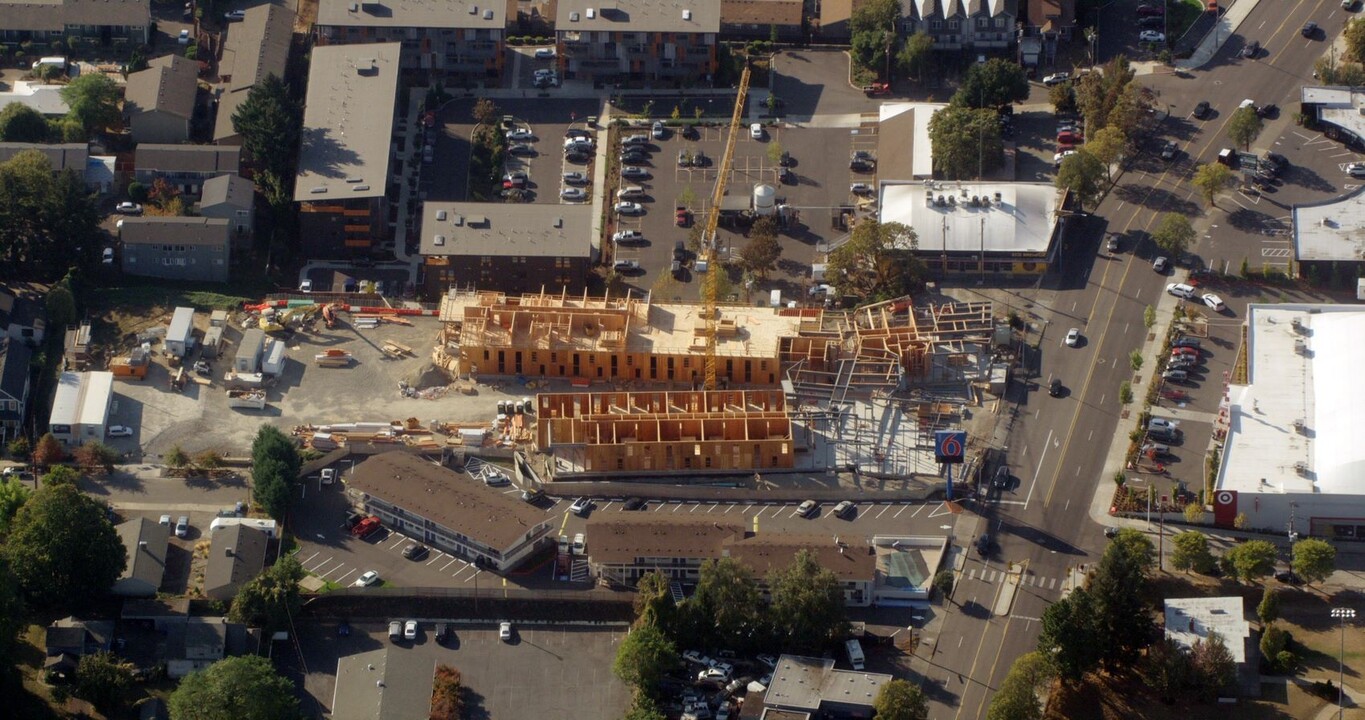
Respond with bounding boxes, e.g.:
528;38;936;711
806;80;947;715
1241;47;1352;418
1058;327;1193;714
40;464;79;487
873;678;928;720
690;557;761;648
1171;530;1215;574
1073;57;1136;134
0;151;101;277
1192;163;1234;208
928;104;1004;179
1055;149;1106;211
850;30;893;73
897;32;934;82
954;58;1030;109
1189;632;1237;700
768;549;848;652
824;219;923;301
1257;586;1281;626
632;571;676;631
1152;212;1196;258
1260;623;1289;672
59;74;121;136
1089;529;1154;667
3;483;125;609
1107;82;1154;140
0;557;22;669
168;655;299;720
0;103;49;142
1222;539;1277;583
612;624;679;698
45;284;76;329
1086;126;1127;181
73;441;119;474
850;0;900;35
933;569;955;602
1038;586;1103;681
251;425;301;520
165;445;190;469
74;651;136;713
1049;82;1077;115
472;97;500;127
430;665;463;720
0;477;30;535
1291;537;1337;586
231;74;301;180
1144;305;1156;329
987;651;1050;720
622;694;667;720
228;555;304;632
7;435;29;459
739;217;783;278
1347;18;1365;64
1141;636;1192;702
1227;106;1263;151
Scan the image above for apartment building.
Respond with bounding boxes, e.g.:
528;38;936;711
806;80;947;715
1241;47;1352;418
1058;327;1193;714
0;0;150;46
314;0;506;83
555;0;721;85
901;0;1018;51
118;217;232;283
419;202;593;298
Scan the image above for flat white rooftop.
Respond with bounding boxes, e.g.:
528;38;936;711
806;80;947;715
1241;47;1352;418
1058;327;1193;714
1303;85;1365;143
1165;596;1249;664
879;181;1059;255
1293;187;1365;262
1217;304;1365;498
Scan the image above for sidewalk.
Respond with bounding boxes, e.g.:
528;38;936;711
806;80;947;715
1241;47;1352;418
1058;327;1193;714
1175;0;1263;71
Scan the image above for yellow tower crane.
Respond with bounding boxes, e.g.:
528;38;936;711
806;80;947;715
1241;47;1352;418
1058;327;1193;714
702;63;752;391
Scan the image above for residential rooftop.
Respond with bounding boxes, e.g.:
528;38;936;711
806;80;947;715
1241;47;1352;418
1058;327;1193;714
726;534;876;582
0;0;150;32
215;4;293;142
294;43;401;202
135;145;241;174
764;654;889;712
348;451;550;550
880;181;1061;255
586;515;745;565
556;0;722;33
0;142;87;171
1216;304;1365;497
119;217;230;246
720;0;802;26
124;54;197;121
0;82;70;116
317;0;507;29
877;102;945;181
419;203;594;259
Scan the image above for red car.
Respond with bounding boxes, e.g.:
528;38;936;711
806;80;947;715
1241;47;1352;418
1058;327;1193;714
1057;130;1083;145
1171;347;1200;359
1136;4;1164;16
675;207;691;227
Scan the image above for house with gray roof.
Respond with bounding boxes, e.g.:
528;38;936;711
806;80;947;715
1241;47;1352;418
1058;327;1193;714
294;43;400;260
555;0;721;84
125;54;198;144
762;654;891;716
0;142;88;172
204;523;268;602
0;81;70;116
119;216;231;282
315;0;505;83
134;144;241;195
166;616;251;678
214;4;293;144
0;0;151;46
418;202;594;297
0;337;32;445
900;0;1019;52
198;173;254;235
113;517;169;597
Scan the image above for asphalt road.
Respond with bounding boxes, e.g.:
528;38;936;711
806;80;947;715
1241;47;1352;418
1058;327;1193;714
927;2;1350;717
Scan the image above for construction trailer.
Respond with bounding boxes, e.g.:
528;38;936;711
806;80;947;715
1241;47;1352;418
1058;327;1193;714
234;328;265;373
536;389;796;476
261;338;286;375
201;326;224;358
165;307;195;358
64;322;93;370
110;348;150;380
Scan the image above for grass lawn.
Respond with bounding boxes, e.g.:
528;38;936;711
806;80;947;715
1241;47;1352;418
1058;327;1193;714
1168;0;1212;43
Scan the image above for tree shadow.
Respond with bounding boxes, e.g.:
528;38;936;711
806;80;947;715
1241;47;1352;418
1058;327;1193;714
1113;183;1202;216
1281;166;1339;194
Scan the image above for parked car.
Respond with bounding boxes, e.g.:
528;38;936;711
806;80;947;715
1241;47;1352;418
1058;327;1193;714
224;10;246;21
178;29;191;45
435;623;451;644
613;259;641;272
850;182;874;195
749;123;764;140
621;165;650;179
992;466;1010;489
503;170;528;186
1165;282;1196;299
175;516;189;538
500;621;513;641
614;202;644;215
1136;3;1164;15
520;487;544;503
562;171;587;184
796;499;819;517
1347;163;1365;179
698;667;729;683
534;47;556;59
569;497;592;515
1065;328;1082;346
623;497;647;511
404;620;418;641
1053;150;1077;168
1171;337;1202;349
652;120;667;139
1106;234;1121;252
506;128;534;141
1241;40;1260;58
832;500;855;518
320;468;335;485
1162;368;1189;382
103;247;115;265
1042;72;1070;86
612;230;644;244
622;134;650;146
507;143;537;156
756;654;779;668
1192;101;1211;119
619;151;648;164
1056;130;1082;145
402;544;428;560
1139;30;1166;43
115;201;142;215
560;187;586;201
1139;15;1165;28
1160;141;1178;160
389;621;402;641
572;533;585;555
1148;417;1180;432
1201;293;1226;311
108;425;133;437
1152;256;1169;272
356;570;380;586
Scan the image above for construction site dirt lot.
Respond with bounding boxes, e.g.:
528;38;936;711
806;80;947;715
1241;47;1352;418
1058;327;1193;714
110;315;539;458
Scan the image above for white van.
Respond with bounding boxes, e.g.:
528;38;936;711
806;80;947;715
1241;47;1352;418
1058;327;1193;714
617;186;646;200
844;638;865;670
31;56;67;72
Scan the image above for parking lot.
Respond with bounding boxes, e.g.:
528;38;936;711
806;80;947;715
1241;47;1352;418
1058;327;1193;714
286;621;632;719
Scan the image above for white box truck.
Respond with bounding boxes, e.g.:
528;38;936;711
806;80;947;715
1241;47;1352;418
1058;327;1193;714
845;638;865;670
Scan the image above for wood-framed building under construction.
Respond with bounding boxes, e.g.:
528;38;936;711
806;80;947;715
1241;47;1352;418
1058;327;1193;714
536;389;798;475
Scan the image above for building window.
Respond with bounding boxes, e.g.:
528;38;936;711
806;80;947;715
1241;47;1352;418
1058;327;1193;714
995;17;1005;28
977;18;987;28
931;20;942;30
948;20;959;30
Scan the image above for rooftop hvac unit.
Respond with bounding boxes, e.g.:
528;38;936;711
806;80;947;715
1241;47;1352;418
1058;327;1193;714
436;209;447;221
434;235;446;246
346;177;362;183
453;215;464;226
994;191;1002;202
483;9;493;19
948;195;957;206
1293;418;1306;433
570;11;579;20
468;5;478;14
936;195;946;206
587;8;596;18
1322;217;1332;227
1294;338;1307;355
683;9;692;20
309;186;327;194
1291;317;1304;332
1294;461;1309;475
925;190;934;207
352;185;370;191
348;3;358;11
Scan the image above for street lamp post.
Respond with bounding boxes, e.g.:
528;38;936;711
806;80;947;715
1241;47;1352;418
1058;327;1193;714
1331;607;1355;720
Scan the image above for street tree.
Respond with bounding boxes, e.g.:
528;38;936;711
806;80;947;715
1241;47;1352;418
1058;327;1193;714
0;103;49;142
472;98;499;127
1347;18;1365;64
1171;531;1216;574
41;465;79;487
873;678;929;720
45;284;76;329
953;58;1030;109
1257;587;1281;626
633;571;676;631
74;651;137;713
1222;539;1278;583
1089;530;1155;667
1086;126;1127;180
168;655;299;720
229;555;305;632
987;651;1051;720
1192;163;1234;208
824;219;923;301
1227;106;1263;150
612;624;679;698
1038;586;1103;682
1142;636;1192;703
933;570;955;602
1153;212;1196;258
0;477;29;535
1049;82;1077;115
1189;632;1237;700
850;0;899;35
73;441;119;474
1073;56;1137;133
768;549;848;652
739;217;783;279
0;557;22;670
691;557;762;648
850;30;893;74
231;74;301;180
3;483;125;610
1291;537;1337;586
1055;149;1106;212
1108;82;1155;140
59;73;121;136
928;104;1004;179
897;32;934;82
165;445;190;469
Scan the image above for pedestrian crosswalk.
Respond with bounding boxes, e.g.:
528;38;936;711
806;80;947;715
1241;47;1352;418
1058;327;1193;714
570;559;590;582
964;567;1062;591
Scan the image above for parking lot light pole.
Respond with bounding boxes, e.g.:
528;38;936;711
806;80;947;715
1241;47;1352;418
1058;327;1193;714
1332;608;1355;719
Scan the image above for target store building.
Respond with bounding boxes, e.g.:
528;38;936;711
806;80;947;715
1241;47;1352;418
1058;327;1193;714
1212;304;1365;540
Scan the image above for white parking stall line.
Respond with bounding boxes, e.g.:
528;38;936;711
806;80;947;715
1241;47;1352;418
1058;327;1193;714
321;562;351;579
546;498;563;509
788;507;804;519
893;505;908;518
309;558;339;574
672;503;683;512
426;552;445;566
742;504;755;515
723;504;736;514
875;505;891;519
707;503;721;513
690;503;701;513
301;551;319;565
440;558;459;571
655;502;667;512
452;564;475;581
911;505;926;518
305;555;334;572
388;536;408;550
600;502;615;512
335;569;358;585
